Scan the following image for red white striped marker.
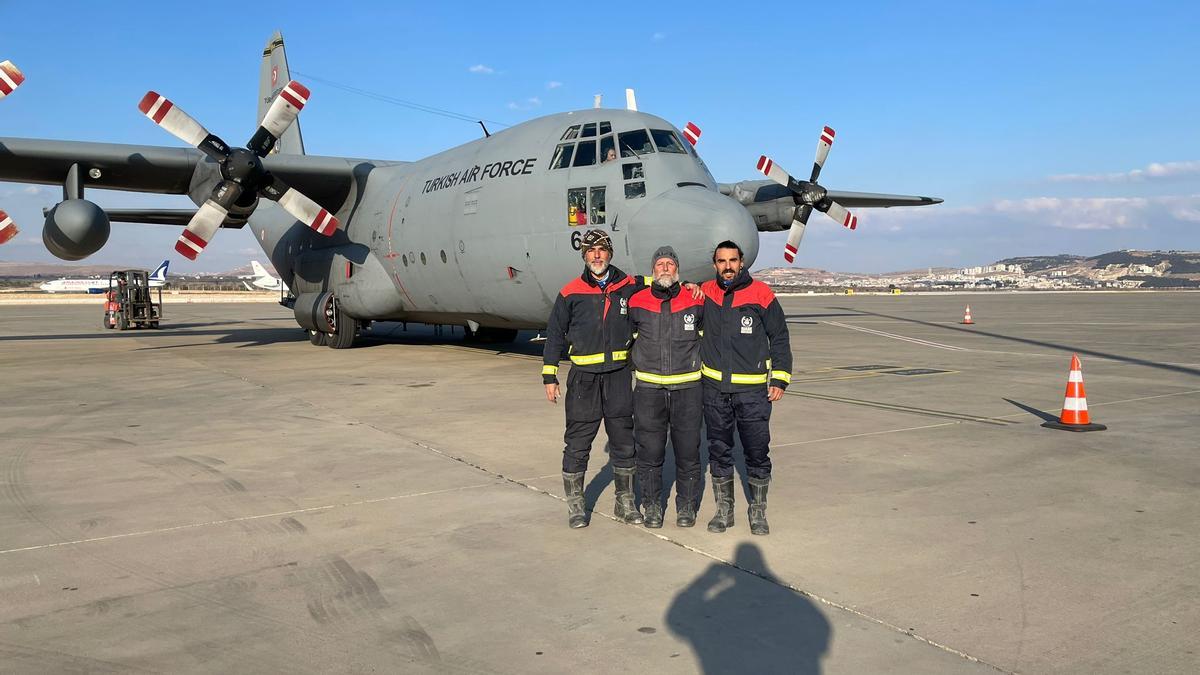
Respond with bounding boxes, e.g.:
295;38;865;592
0;210;18;246
138;92;210;148
683;122;701;146
0;60;24;99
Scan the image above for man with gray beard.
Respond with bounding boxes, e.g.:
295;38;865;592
627;246;705;528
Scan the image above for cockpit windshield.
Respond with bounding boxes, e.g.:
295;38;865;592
552;123;693;169
650;129;686;154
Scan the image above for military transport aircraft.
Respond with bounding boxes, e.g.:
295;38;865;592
0;32;940;348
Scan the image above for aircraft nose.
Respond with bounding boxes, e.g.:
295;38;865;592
626;186;759;281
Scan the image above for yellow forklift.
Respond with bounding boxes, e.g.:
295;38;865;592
104;269;162;330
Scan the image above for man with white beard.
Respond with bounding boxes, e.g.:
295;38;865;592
627;246;706;528
542;230;648;529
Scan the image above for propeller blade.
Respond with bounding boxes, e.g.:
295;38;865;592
782;205;813;263
811;126;835;182
0;210;18;246
138;92;231;161
683;122;701;146
247;80;310;156
756;155;793;188
823;200;858;230
173;182;242;260
0;60;25;100
261;175;339;236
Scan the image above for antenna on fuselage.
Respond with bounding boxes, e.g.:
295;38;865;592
478;121;490;138
625;88;637;111
593;94;602;109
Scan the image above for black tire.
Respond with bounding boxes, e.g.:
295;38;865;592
116;313;128;331
466;327;519;344
103;313;114;329
307;329;329;346
326;305;357;349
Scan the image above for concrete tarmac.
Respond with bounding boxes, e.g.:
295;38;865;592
1;292;1197;673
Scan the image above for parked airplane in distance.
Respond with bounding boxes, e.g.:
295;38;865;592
248;260;287;292
40;260;169;293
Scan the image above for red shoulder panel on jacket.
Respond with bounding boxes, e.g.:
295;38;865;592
731;280;776;308
561;277;601;297
701;279;723;304
628;287;661;312
671;292;705;313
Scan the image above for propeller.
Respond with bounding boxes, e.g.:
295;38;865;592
137;80;339;260
0;61;25;245
757;126;857;263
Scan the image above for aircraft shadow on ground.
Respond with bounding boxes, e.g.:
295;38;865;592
820;306;1200;379
667;542;831;674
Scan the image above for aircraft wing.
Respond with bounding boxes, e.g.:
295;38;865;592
823;190;942;208
0;137;401;209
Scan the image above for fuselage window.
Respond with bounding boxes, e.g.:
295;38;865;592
650;129;686;154
589;187;606;224
618;129;654;157
573;140;597;167
600;135;616;163
568;188;588;225
561;125;581;141
581;122;597;138
624;181;646;200
551;143;575;169
622;163;644;180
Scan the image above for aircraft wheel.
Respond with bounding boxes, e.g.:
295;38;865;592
307;329;329;346
103;313;115;329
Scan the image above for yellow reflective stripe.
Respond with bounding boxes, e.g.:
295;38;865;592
569;351;628;365
701;364;723;381
542;365;559;376
642;275;653;286
770;370;792;384
634;370;702;385
730;372;769;385
632;332;639;339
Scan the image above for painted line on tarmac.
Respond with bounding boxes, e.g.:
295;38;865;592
785;390;1017;426
774;421;962;448
821;321;968;351
0;481;498;556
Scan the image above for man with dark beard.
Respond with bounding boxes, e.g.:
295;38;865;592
543;230;646;528
627;246;705;528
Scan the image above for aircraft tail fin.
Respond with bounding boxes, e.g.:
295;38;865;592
258;31;305;155
250;260;271;280
149;259;169;282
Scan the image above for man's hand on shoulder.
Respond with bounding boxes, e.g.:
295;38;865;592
682;281;703;300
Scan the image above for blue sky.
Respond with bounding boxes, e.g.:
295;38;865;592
1;1;1197;273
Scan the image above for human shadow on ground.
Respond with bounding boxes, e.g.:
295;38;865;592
667;542;831;674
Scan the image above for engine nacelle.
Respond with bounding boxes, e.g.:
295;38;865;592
293;291;336;333
43;199;110;261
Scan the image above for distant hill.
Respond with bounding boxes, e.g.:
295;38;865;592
992;254;1086;274
996;250;1200;281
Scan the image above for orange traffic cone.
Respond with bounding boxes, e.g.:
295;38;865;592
961;305;974;324
1042;354;1106;432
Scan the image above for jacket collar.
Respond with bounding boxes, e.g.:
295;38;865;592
651;281;681;299
580;264;627;288
715;269;752;293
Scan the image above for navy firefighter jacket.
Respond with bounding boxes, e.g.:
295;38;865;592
542;266;648;384
628;281;705;390
699;269;793;392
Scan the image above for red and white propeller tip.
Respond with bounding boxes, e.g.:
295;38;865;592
138;92;213;149
815;126;835;168
174;201;230;261
683;122;701;146
0;210;18;246
259;80;309;139
0;60;24;99
756;155;790;187
279;188;339;236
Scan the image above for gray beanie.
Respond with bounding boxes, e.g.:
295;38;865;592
651;245;679;268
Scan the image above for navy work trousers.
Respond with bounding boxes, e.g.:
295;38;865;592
633;385;703;482
702;383;773;480
563;366;636;473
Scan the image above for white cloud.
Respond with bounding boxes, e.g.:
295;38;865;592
468;64;494;75
506;97;542;111
1049;160;1200;183
546;81;562;90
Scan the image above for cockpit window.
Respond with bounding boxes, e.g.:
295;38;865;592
618;129;654;158
581;123;597;138
599;121;612;135
650;129;686;154
573;140;597;167
600;135;616;163
551;143;575;169
561;125;581;141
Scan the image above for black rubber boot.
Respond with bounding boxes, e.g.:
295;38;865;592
639;469;664;528
563;471;587;529
612;466;644;524
675;477;701;528
706;476;735;533
748;476;770;536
